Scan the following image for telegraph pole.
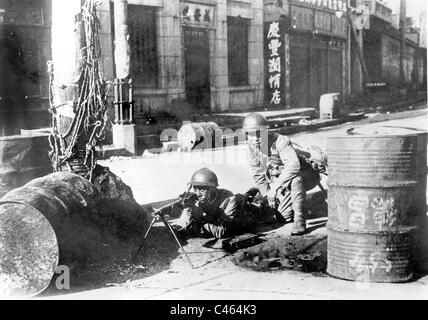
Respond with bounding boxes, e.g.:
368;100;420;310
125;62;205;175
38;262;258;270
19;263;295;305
399;0;406;87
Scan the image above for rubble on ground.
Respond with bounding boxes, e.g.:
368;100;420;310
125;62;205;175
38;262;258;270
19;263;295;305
232;234;327;274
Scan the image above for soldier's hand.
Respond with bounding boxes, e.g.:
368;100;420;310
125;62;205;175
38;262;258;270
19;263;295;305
267;189;278;209
179;192;198;207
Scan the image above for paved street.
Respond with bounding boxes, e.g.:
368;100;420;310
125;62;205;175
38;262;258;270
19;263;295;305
46;107;428;300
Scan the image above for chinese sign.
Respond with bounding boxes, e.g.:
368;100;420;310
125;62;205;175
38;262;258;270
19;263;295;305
265;20;285;106
331;16;347;37
314;11;331;34
291;6;313;32
181;2;214;27
290;0;347;12
291;2;348;38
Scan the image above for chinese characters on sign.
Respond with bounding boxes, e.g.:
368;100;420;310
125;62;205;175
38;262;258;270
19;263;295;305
181;2;214;27
291;4;348;38
291;0;347;12
267;21;283;105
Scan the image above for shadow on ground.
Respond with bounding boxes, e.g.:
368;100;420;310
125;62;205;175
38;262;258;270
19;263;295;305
39;222;184;297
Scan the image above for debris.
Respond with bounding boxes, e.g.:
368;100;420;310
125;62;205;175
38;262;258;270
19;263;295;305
222;233;264;252
232;235;327;273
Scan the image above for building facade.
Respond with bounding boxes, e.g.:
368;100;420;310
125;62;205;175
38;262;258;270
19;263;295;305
0;0;52;136
264;0;349;110
87;0;266;115
362;5;425;91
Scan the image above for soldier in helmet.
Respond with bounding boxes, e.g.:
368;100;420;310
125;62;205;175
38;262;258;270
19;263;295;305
174;167;256;239
242;113;320;236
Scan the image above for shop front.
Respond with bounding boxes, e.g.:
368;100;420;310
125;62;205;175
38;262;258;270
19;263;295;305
288;0;348;110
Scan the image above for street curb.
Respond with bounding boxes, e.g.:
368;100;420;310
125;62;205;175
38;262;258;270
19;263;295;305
101;97;426;158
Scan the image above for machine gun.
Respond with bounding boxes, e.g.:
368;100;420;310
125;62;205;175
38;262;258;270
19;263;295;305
132;192;198;267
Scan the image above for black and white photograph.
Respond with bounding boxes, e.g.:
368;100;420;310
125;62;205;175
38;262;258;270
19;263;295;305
0;0;427;304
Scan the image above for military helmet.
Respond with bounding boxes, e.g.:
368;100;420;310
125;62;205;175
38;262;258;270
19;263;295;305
242;113;269;131
188;168;219;188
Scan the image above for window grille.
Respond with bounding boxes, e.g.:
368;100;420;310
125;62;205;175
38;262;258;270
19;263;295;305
227;16;249;87
128;5;158;88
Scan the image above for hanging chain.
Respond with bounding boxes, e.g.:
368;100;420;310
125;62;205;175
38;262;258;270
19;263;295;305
47;0;108;182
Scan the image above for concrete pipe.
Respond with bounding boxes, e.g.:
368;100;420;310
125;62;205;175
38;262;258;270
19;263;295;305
177;122;220;151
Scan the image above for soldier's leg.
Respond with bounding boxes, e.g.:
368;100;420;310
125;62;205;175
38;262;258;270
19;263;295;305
216;194;256;237
290;176;307;236
276;191;294;222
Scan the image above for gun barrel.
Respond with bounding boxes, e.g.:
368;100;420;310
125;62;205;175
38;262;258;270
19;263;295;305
152;198;183;215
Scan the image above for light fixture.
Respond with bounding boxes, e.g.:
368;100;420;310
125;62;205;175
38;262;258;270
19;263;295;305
335;11;344;19
0;8;5;24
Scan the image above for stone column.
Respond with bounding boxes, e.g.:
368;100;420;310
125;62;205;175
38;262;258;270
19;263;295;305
112;0;136;155
159;0;184;102
211;0;230;112
113;0;130;79
249;0;265;108
51;0;82;106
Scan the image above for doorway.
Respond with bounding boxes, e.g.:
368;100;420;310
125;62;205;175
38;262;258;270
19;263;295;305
184;27;210;112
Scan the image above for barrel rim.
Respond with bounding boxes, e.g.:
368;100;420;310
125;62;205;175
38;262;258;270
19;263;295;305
326;224;418;234
325;270;414;283
327;126;427;139
0;201;59;298
327;181;419;187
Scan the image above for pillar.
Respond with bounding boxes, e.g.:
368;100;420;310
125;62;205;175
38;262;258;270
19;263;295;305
112;0;136;155
51;0;82;106
113;0;130;79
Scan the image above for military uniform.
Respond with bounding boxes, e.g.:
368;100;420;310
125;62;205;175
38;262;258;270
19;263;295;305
176;169;256;239
243;113;320;235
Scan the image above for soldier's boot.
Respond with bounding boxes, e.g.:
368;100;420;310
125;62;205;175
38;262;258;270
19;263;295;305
291;219;306;236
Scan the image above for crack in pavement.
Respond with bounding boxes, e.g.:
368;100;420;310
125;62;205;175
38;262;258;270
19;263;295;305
138;270;240;299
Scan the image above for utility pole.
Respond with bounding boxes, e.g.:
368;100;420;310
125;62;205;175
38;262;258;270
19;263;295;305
399;0;406;87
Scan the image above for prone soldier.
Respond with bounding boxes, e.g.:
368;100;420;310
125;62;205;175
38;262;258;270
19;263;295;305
174;168;257;239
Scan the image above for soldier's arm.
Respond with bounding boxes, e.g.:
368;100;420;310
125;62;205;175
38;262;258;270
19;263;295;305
247;144;270;196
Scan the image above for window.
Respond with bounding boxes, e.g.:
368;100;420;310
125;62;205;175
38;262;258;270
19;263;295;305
128;5;158;87
227;16;249;86
0;0;45;26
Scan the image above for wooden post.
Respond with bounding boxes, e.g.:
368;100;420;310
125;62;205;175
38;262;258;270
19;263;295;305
347;10;369;88
399;0;407;87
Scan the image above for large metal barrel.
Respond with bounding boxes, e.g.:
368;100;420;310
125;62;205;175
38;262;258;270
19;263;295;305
177;122;220;151
0;134;52;198
327;126;427;283
0;172;99;298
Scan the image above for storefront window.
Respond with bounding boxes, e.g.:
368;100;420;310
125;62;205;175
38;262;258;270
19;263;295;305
128;5;158;88
227;16;249;87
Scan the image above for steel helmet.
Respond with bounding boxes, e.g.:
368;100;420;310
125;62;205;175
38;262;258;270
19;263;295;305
188;168;219;188
242;113;269;131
